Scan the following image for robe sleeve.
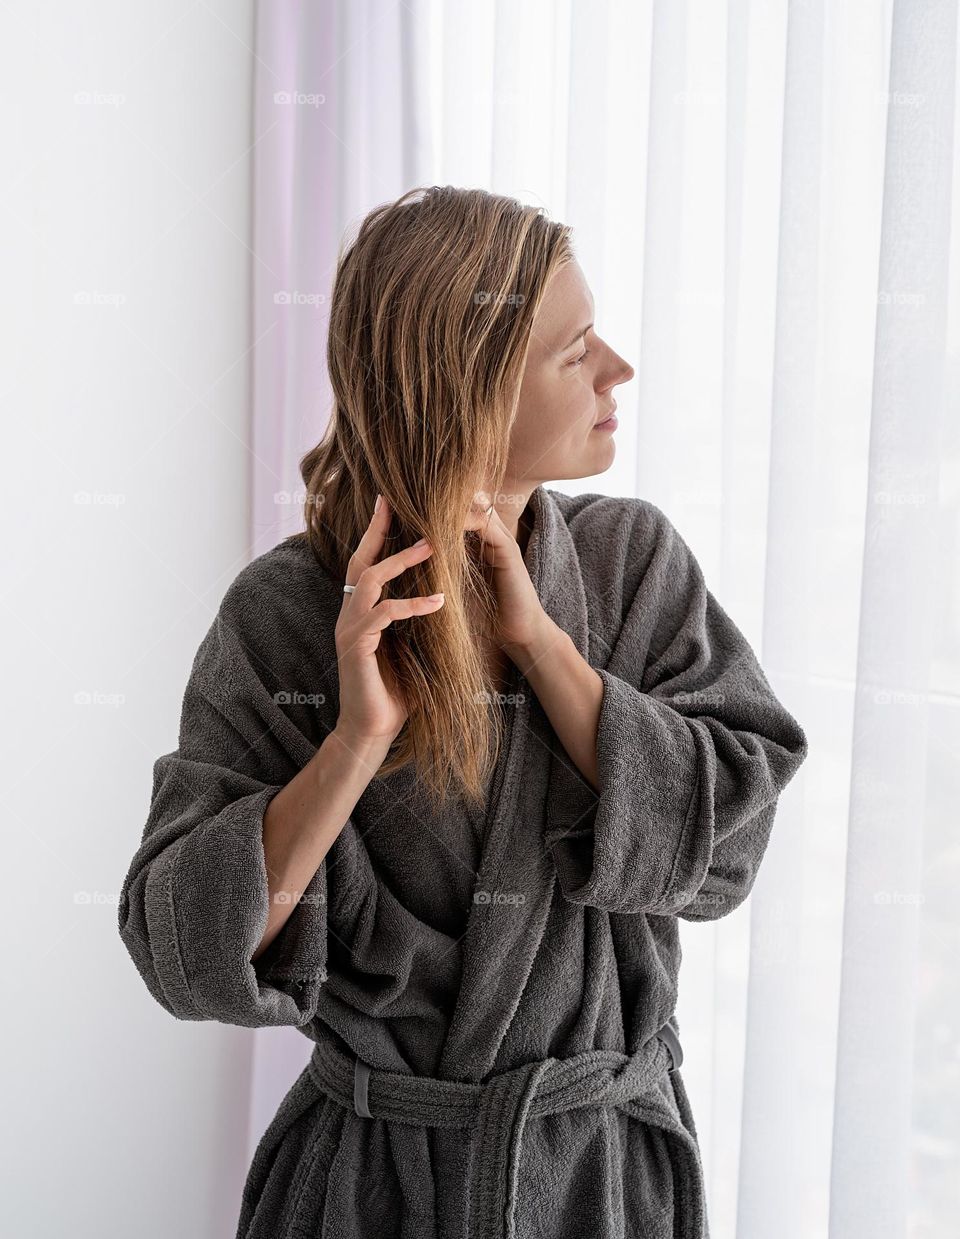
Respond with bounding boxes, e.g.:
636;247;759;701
544;503;808;921
117;576;328;1028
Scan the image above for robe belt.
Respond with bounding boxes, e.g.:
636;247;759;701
306;1019;683;1239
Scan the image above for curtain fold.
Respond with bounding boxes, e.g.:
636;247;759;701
831;3;957;1236
738;0;825;1233
247;2;960;1233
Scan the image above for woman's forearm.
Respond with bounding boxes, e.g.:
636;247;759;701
252;725;392;962
504;619;604;793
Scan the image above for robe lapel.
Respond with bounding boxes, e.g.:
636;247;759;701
438;485;592;1081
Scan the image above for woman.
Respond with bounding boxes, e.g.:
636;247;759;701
118;186;808;1238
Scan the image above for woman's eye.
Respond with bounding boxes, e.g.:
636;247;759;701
571;350;589;367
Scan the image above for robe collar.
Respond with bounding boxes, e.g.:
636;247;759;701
438;483;595;1081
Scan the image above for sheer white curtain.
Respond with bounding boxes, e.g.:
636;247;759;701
249;2;960;1235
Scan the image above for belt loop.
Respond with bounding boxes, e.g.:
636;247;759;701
657;1020;683;1073
354;1055;372;1118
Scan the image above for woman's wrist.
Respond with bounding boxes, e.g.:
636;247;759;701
329;720;397;768
502;615;568;679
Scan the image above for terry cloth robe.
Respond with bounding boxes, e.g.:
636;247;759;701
117;484;808;1239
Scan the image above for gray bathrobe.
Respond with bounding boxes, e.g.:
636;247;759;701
117;484;808;1239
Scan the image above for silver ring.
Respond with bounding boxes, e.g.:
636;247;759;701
343;583;357;594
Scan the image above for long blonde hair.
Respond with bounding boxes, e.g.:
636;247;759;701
300;186;572;809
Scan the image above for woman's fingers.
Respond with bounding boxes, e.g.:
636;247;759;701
365;593;445;633
343;493;394;597
342;494;444;615
347;537;436;612
334;495;445;743
338;495;445;649
340;588;445;659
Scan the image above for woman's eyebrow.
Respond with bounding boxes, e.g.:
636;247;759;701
557;322;593;353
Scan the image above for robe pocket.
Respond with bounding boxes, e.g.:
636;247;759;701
634;1201;674;1237
238;1086;343;1239
622;1113;676;1237
282;1097;345;1239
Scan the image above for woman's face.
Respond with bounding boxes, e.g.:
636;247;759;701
508;259;635;486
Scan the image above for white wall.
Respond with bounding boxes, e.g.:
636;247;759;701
0;4;259;1235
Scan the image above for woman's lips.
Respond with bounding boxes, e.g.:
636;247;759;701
593;407;618;431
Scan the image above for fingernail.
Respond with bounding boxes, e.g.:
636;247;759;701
374;493;382;513
413;536;428;547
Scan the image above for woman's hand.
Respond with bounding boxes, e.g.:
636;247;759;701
464;491;551;657
334;495;445;747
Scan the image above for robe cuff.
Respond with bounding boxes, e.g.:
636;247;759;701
134;786;327;1028
545;668;710;916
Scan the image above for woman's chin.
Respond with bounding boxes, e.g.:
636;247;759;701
553;442;616;483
